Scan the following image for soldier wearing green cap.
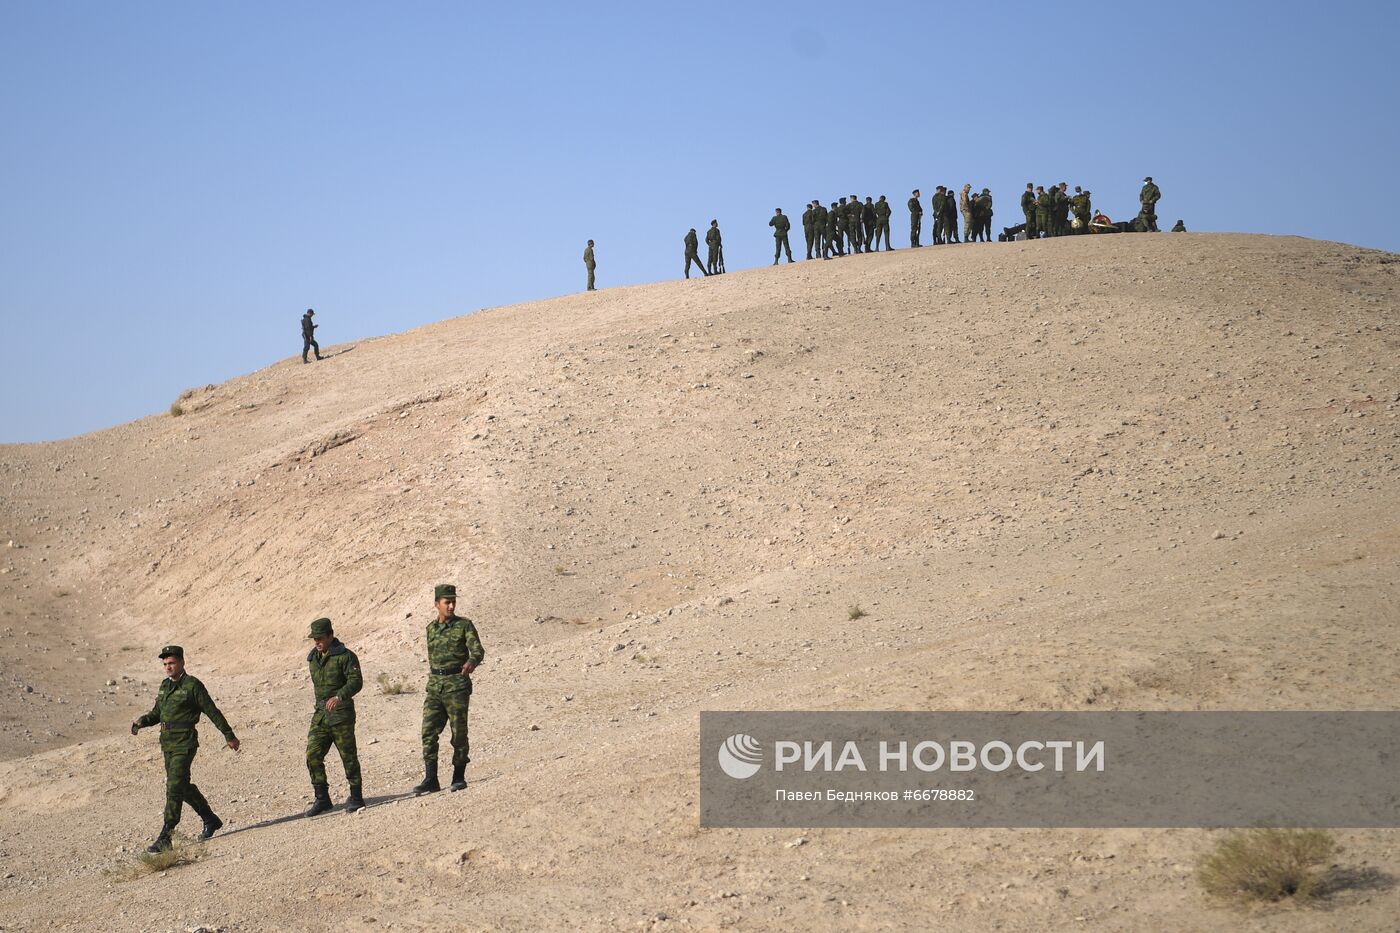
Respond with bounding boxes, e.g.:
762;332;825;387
130;645;239;852
304;618;365;816
413;584;485;794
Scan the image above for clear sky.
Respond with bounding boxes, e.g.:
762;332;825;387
2;1;1396;443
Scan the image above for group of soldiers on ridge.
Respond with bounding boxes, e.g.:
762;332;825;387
130;583;483;853
580;175;1170;289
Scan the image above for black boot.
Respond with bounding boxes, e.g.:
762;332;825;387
450;763;467;792
345;786;365;813
304;783;333;817
199;811;223;840
146;823;174;853
413;765;441;795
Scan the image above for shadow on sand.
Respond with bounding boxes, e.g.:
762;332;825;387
216;790;417;838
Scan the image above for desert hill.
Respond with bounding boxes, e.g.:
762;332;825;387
1;233;1398;931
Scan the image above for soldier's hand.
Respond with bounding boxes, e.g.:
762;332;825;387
325;697;341;711
462;662;477;675
130;722;139;736
228;738;241;752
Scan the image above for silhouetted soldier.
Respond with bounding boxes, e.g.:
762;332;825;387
684;228;708;279
908;189;923;247
301;309;322;363
705;221;723;274
770;208;794;264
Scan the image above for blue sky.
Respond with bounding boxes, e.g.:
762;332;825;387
2;0;1396;442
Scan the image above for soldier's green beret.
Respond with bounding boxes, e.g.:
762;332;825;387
158;645;183;660
308;617;333;638
434;583;457;601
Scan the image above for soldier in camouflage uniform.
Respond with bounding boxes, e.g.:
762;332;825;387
131;646;240;852
1021;183;1037;238
1071;188;1092;233
802;203;816;260
908;189;922;247
811;201;829;259
1035;185;1052;237
1140;176;1162;232
1056;183;1071;236
862;197;877;249
414;584;485;794
872;195;892;251
684;228;708;279
931;187;947;244
304;617;364;816
705;221;723;275
769;208;794;264
847;195;865;254
583;240;596;291
942;186;960;243
827;202;844;257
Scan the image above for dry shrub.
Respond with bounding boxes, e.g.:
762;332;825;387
377;671;415;695
169;402;185;417
847;605;867;621
1197;828;1338;903
107;838;205;882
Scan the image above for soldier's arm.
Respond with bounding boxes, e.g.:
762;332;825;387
133;694;162;730
339;651;364;701
196;681;238;742
463;621;485;670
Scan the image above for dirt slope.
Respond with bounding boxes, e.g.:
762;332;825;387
1;233;1398;931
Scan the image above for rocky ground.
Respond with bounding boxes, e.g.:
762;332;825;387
0;233;1397;931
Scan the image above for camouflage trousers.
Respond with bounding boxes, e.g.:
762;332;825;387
160;731;213;828
586;266;595;291
773;234;793;263
684;253;705;278
1024;210;1036;237
872;220;891;250
422;674;472;769
307;708;361;788
909;215;920;247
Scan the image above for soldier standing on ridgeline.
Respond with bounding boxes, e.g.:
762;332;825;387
414;584;485;795
977;188;994;242
770;207;794;264
942;186;960;243
846;195;865;254
931;187;947;244
706;220;723;274
583;240;596;291
827;201;845;257
1035;185;1052;238
1056;183;1071;236
862;197;877;248
1140;176;1162;231
907;189;922;247
802;203;816;260
131;646;239;853
872;196;892;251
811;201;829;259
303;618;364;816
301;309;322;364
959;184;974;243
684;228;708;279
1071;187;1092;233
1021;183;1037;238
1171;219;1187;232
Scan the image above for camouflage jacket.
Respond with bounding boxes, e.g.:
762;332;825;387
135;673;236;740
769;214;791;236
684;230;700;254
801;207;814;231
1141;183;1161;206
583;246;595;268
426;615;486;673
907;196;923;216
811;205;827;228
301;314;315;339
1021;190;1036;212
308;639;363;714
706;226;722;247
874;199;891;220
932;192;946;215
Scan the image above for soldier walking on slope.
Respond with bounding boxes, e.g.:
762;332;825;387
907;189;922;247
705;221;723;275
684;228;709;279
583;240;596;290
131;646;240;852
769;208;794;264
414;584;485;795
303;618;365;816
301;309;322;363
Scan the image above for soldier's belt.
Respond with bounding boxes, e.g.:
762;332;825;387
430;666;464;675
160;721;197;731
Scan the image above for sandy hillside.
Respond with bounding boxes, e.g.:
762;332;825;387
0;232;1398;932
